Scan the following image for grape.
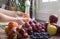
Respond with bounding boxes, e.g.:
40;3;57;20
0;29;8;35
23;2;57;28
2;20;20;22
30;35;36;39
30;32;51;39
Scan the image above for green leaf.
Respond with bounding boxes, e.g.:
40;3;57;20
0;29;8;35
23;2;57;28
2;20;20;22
14;0;32;12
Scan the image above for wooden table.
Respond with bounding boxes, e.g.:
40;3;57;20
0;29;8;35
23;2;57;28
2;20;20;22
0;27;60;39
50;36;60;39
0;28;7;39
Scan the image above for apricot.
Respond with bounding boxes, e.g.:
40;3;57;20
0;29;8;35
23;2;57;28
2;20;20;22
23;19;29;22
5;27;11;34
8;21;18;28
23;14;29;22
23;14;29;18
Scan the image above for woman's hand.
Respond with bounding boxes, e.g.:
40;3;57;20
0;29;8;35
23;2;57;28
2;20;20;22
16;17;28;24
16;11;24;17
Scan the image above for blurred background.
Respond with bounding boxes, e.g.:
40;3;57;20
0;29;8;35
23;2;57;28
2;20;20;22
0;0;60;23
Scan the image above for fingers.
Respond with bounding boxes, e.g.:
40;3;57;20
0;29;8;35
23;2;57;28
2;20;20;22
16;11;24;17
17;19;25;25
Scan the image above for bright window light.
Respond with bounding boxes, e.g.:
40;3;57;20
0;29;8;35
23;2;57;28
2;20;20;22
42;0;49;2
50;0;57;1
42;0;57;2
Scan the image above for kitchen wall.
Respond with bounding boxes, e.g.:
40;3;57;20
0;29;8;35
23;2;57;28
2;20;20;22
0;0;6;5
35;0;60;23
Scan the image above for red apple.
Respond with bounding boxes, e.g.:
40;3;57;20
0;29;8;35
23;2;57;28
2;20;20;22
49;14;58;23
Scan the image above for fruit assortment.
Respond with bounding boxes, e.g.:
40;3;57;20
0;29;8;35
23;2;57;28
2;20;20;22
4;14;60;39
47;14;60;35
5;20;51;39
5;21;29;39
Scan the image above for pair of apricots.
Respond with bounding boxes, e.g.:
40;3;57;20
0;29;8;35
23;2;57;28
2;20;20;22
5;22;19;34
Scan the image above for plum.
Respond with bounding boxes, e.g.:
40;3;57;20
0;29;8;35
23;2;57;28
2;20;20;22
49;14;58;23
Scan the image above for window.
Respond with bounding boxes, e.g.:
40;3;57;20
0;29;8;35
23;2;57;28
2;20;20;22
42;0;49;2
42;0;57;2
50;0;57;1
